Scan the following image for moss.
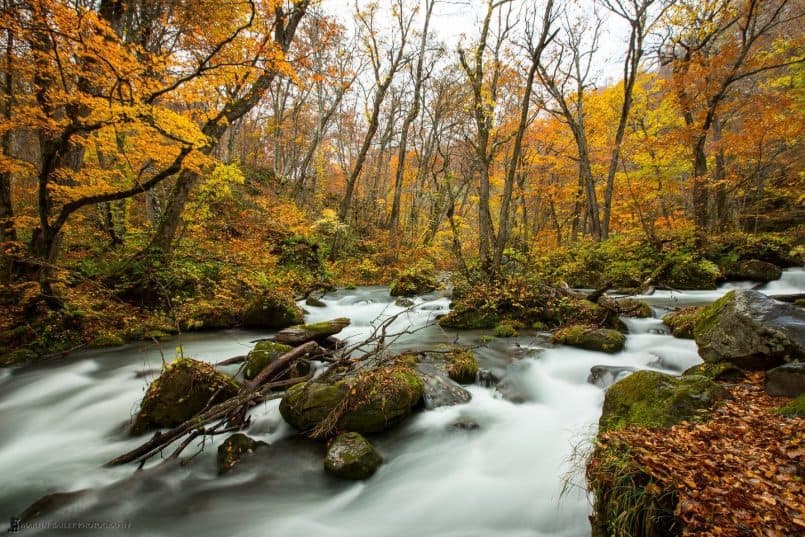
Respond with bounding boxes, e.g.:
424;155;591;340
682;362;743;382
305;296;327;307
324;432;383;480
131;358;240;435
493;323;519;338
692;293;728;342
88;332;126;348
662;306;703;339
477;335;493;344
0;347;39;367
662;257;721;290
244;341;297;380
553;325;626;353
774;394;805;417
446;350;479;384
438;307;500;329
599;370;728;432
241;290;304;329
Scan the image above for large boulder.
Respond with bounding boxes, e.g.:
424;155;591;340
765;362;805;397
244;341;307;381
324;432;382;480
390;269;438;297
599;370;728;432
242;290;304;329
726;259;782;282
553;325;626;353
661;257;721;290
693;290;805;369
131;358;239;435
217;433;267;475
662;306;703;339
279;364;423;435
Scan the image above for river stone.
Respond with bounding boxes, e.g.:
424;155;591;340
395;297;415;308
553;325;626;353
613;298;653;318
728;259;782;282
242;290;304;329
390;270;437;297
765;362;805;397
682;362;744;382
130;358;239;435
661;257;721;290
324;432;382;480
662;306;703;339
587;365;636;389
279;365;423;435
599;370;728;432
273;318;351;345
305;296;327;307
694;290;805;369
217;433;267;475
244;341;297;380
414;362;472;409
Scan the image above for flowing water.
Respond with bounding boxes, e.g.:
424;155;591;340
1;269;803;536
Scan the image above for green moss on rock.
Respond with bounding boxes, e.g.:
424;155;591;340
217;433;266;475
682;362;744;382
131;358;240;435
662;306;703;339
553;325;626;353
615;298;653;318
244;341;300;380
445;349;479;384
324;432;382;480
493;323;518;338
279;365;424;435
662;257;721;290
774;394;805;417
438;307;500;329
599;370;728;432
242;290;304;329
390;269;437;297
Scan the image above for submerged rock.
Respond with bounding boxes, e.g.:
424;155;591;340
694;290;805;369
553;325;626;353
765;362;805;397
587;365;637;389
241;290;304;329
279;364;423;435
662;306;703;339
599;370;728;432
324;432;382;480
395;297;415;308
217;433;267;475
131;358;239;435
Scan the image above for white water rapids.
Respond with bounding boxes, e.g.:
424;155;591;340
0;269;802;536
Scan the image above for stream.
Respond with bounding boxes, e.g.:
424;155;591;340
1;269;803;536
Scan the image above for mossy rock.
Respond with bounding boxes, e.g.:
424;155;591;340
324;432;382;480
682;362;744;382
445;349;479;384
217;433;267;475
243;341;304;380
661;257;721;290
599;370;728;432
438;307;500;329
279;365;423;435
544;297;625;331
390;269;438;297
614;298;653;318
587;440;680;537
726;259;782;282
130;358;240;435
305;296;327;308
1;347;39;366
89;332;127;348
553;325;626;353
493;323;518;338
694;290;805;369
242;290;304;329
774;394;805;417
662;306;703;339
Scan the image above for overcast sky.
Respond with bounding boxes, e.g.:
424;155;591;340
319;0;632;84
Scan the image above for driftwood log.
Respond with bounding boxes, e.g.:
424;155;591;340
273;317;351;345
